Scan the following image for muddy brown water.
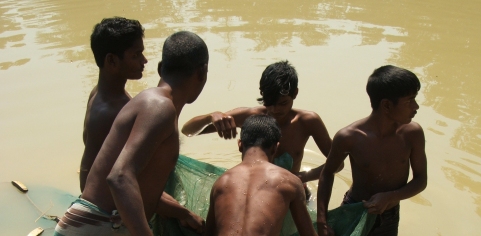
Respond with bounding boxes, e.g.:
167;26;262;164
1;0;480;235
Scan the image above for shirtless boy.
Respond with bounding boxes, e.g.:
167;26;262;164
317;65;428;236
55;31;209;235
80;16;147;192
182;61;340;189
205;114;318;236
77;17;203;232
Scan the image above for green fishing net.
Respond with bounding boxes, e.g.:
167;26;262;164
154;155;375;236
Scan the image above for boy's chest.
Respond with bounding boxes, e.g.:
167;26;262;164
275;125;309;162
351;136;411;169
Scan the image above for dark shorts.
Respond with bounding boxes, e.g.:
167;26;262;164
342;191;400;236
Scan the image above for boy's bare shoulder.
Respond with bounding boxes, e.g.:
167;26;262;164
398;121;425;140
332;119;370;147
225;106;266;118
399;121;423;132
211;166;245;195
266;164;304;187
293;109;324;125
339;119;367;136
249;106;268;114
130;88;175;112
293;108;319;118
267;165;305;199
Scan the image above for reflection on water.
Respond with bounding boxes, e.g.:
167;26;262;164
2;0;481;235
3;0;479;156
408;193;432;207
442;164;481;217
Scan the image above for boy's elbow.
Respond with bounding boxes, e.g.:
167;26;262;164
414;174;428;192
319;168;336;181
421;176;428;190
106;171;126;190
180;126;189;136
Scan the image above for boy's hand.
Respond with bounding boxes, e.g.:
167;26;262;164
362;192;394;214
211;112;237;139
179;211;205;234
297;171;308;183
318;222;335;236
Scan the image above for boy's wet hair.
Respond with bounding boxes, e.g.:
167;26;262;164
257;61;298;106
90;17;144;68
159;31;209;79
366;65;421;110
241;115;281;150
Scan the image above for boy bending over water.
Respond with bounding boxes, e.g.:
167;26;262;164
182;61;342;196
78;17;203;232
317;65;428;236
55;31;209;235
205;114;318;236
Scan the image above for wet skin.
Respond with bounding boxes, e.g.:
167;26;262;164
80;38;147;191
81;61;208;235
317;93;427;236
182;92;336;182
204;144;317;236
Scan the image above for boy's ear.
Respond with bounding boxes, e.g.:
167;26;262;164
292;88;299;99
380;99;392;113
196;64;208;82
105;53;119;68
158;61;163;76
238;139;243;153
268;142;280;163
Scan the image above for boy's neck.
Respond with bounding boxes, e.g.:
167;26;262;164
367;110;400;137
157;78;189;117
97;71;127;97
242;147;271;164
273;110;293;126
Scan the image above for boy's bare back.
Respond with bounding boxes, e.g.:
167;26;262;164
206;150;316;235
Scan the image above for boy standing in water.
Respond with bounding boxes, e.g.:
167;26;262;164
205;115;318;236
182;61;341;194
55;31;209;235
80;16;147;192
78;17;203;231
317;65;428;236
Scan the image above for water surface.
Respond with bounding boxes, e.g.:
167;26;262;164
1;0;480;235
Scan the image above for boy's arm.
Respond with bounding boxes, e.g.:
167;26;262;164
181;112;220;136
107;101;176;236
298;112;343;182
204;185;217;236
181;107;258;139
363;123;428;214
317;130;350;236
156;192;205;234
289;177;318;236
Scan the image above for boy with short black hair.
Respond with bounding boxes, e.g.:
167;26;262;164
80;16;147;191
205;114;318;236
182;61;340;195
317;65;427;236
56;30;209;235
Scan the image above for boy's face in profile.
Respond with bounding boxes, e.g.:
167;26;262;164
118;38;147;80
388;92;419;124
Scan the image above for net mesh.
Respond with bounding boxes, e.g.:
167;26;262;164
154;155;376;236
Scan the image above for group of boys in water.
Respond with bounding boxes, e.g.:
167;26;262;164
54;16;427;236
